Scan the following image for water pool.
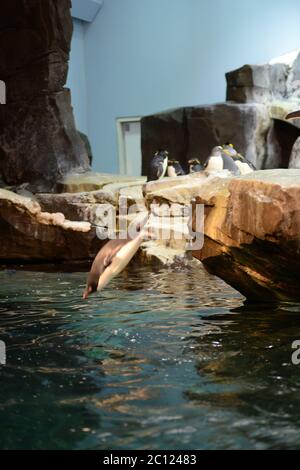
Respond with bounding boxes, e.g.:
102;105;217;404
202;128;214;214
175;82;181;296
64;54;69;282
0;265;299;450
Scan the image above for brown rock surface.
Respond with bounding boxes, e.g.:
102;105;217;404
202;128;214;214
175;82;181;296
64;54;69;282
192;170;300;302
143;172;231;205
141;52;300;175
2;165;300;298
36;173;147;225
59;171;145;193
0;189;103;262
144;170;300;301
226;64;288;103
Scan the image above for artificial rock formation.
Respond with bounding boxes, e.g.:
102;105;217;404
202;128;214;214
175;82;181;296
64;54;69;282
0;171;189;266
0;0;89;192
37;171;147;224
193;170;300;302
0;189;102;262
142;103;271;173
144;169;300;302
142;51;300;176
1;168;300;301
226;52;300;104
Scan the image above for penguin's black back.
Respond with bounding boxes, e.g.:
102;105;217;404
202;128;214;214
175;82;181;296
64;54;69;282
147;154;166;181
194;162;203;172
173;161;185;176
189;160;204;173
221;153;241;173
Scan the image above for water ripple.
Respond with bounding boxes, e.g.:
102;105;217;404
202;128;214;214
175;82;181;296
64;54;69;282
0;266;299;450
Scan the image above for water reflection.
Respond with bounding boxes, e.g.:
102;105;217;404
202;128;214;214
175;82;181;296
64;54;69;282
0;266;299;449
184;302;300;449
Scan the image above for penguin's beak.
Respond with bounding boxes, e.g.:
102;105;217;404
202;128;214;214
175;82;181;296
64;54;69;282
82;285;94;300
82;290;89;300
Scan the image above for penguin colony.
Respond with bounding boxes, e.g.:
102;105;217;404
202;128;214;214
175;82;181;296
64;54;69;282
147;143;256;181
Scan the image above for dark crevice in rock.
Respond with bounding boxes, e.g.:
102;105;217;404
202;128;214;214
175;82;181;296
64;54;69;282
264;119;300;169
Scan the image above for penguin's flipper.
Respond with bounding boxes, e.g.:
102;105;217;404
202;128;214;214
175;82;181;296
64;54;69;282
221;153;240;173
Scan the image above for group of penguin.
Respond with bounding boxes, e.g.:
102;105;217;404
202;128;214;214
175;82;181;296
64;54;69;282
147;144;256;182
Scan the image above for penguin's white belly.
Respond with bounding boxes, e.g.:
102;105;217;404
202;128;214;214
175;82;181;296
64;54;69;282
235;161;253;175
167;166;177;177
158;158;168;179
205;156;223;172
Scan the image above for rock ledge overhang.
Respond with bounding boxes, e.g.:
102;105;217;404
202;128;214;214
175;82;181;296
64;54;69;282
192;169;300;302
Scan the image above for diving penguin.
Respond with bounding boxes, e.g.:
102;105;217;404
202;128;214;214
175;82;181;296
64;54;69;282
167;160;186;177
147;150;169;182
83;218;152;298
188;159;204;173
83;238;130;298
204;146;241;174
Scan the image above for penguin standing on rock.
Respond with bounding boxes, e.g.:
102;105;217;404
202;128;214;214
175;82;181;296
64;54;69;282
147;150;169;182
167;160;185;177
222;143;256;174
204;146;241;174
232;153;256;174
188;159;204;173
222;143;238;157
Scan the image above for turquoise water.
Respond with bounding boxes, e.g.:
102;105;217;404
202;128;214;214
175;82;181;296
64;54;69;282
0;265;300;450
